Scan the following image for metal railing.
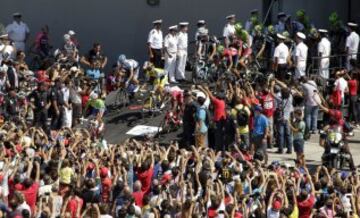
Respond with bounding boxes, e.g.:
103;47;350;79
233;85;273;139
309;52;360;75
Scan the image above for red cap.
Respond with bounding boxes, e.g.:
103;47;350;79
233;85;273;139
100;167;109;178
272;200;282;210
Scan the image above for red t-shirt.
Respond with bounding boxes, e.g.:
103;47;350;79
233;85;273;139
348;79;358;96
136;167;154;194
328;109;345;126
101;178;112;203
67;197;84;218
21;182;39;213
298;194;315;218
210;96;226;121
132;191;145;207
260;93;275;117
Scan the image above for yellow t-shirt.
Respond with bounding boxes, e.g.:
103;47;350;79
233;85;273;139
289;205;299;218
59;167;74;185
231;104;250;134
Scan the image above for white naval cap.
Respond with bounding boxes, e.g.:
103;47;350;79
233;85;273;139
197;20;206;24
153;19;163;24
169;25;178;30
68;30;76;35
226;14;236;19
276;33;286;40
296;32;306;40
13;12;22;17
347;22;358;27
179;22;189;26
318;29;328;33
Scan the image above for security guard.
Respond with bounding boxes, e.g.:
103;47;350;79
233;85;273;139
294;32;308;79
5;12;30;52
223;14;236;48
345;22;359;70
164;25;178;83
147;19;163;68
273;33;289;81
175;22;189;82
318;29;331;79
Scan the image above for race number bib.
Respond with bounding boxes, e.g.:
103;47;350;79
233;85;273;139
264;100;273;109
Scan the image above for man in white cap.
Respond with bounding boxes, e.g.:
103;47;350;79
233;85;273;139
147;19;163;68
195;20;207;42
273;33;289;81
164;25;178;83
317;29;331;79
223;14;236;48
345;22;359;70
294;32;308;79
5;12;30;52
176;22;189;82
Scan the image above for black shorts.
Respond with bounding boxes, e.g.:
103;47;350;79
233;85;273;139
293;138;304;153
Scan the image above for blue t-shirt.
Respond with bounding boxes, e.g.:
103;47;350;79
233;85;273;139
196;107;208;133
86;68;101;79
253;114;268;136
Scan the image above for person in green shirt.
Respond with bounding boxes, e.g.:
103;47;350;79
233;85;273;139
85;92;106;121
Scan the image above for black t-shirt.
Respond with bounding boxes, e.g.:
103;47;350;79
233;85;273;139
5;96;18;116
183;101;198;127
29;89;50;110
81;189;101;205
252;34;265;53
50;87;64;106
87;49;105;64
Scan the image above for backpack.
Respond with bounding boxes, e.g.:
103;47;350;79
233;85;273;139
236;107;249;126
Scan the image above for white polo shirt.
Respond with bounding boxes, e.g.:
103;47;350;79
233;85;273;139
164;33;178;54
346;31;359;59
318;37;331;59
334;77;348;99
223;23;235;38
273;42;289;64
295;41;308;68
147;29;163;49
5;21;29;42
177;31;188;51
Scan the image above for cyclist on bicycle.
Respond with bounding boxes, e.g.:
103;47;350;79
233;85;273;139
117;54;140;87
85;92;106;121
216;45;234;72
163;85;184;114
234;24;252;73
143;61;168;91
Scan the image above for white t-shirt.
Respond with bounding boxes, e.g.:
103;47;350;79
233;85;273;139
148;29;163;49
267;208;280;218
346;31;360;59
335;77;348;99
6;21;29;42
295;42;308;68
177;31;188;51
164;33;178;54
274;42;289;64
223;23;235;38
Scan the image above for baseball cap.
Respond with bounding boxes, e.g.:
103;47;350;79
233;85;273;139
272;200;282;210
100;167;109;178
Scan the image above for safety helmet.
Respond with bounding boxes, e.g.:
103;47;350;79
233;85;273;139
234;22;243;32
296;9;305;18
254;25;262;33
118;54;126;65
217;45;225;54
267;25;275;34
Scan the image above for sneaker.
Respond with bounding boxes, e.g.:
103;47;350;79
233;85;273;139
170;80;178;84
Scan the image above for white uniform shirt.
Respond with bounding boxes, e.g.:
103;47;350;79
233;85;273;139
273;42;289;64
295;41;308;68
164;33;178;54
147;29;163;49
318;37;331;59
5;21;29;42
223;23;235;38
346;31;360;59
177;31;188;51
335;77;348;99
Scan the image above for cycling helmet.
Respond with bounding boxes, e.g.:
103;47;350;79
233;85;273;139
282;31;290;39
217;45;225;54
234;22;243;36
254;25;262;33
118;54;126;65
267;25;275;34
63;34;71;41
163;86;171;94
296;9;306;18
54;49;61;58
90;92;98;100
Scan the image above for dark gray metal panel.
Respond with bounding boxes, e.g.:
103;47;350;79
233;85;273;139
0;0;261;64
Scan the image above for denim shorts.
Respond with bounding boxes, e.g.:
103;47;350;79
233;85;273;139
293;138;304;153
